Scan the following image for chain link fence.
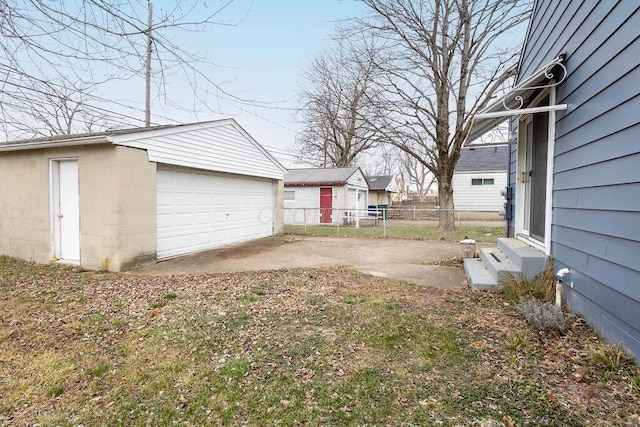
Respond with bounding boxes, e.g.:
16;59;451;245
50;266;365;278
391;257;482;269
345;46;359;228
284;207;505;242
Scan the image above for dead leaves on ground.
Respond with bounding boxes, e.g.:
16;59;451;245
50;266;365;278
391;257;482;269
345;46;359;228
0;258;638;426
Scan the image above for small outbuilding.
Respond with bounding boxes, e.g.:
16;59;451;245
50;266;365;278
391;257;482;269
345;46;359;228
284;167;369;225
366;175;399;206
0;119;286;271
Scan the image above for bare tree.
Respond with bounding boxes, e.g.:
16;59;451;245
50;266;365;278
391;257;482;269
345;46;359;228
401;150;436;201
295;35;385;167
358;143;400;177
357;0;530;230
0;0;249;140
2;78;122;137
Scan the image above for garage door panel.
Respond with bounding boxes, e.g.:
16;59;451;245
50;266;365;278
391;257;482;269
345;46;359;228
175;212;195;227
157;167;274;259
195;231;213;245
175;236;195;251
196;212;213;224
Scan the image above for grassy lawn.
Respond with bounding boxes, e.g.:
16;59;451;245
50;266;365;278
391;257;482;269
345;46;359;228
284;224;504;242
1;256;638;426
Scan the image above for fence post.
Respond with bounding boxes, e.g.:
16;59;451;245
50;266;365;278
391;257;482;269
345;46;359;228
383;209;386;238
413;205;416;220
304;208;307;234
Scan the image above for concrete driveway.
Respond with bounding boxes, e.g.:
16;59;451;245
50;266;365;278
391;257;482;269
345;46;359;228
130;236;472;290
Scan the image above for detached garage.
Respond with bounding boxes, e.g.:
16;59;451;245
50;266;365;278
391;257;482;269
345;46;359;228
0;119;286;271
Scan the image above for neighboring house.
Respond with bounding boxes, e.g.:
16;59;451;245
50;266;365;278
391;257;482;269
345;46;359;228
465;2;640;359
367;175;399;206
284;167;369;225
452;146;508;212
0;119;286;272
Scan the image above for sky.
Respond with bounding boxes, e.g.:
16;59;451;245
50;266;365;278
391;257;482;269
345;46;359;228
145;0;368;168
4;0;526;170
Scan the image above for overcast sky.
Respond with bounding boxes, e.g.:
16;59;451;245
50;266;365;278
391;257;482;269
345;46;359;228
143;0;367;167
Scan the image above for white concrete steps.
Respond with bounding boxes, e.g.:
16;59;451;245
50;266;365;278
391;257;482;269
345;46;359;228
497;238;548;278
464;237;548;291
464;258;498;290
479;246;520;282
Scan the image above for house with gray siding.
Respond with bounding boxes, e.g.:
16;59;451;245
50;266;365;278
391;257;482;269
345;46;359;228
465;1;640;360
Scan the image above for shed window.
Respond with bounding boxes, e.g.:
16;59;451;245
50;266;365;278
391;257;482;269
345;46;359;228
483;178;494;185
284;190;295;200
471;179;483;186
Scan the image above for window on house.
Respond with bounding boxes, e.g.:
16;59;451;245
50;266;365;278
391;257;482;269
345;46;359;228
284;190;295;200
471;178;494;186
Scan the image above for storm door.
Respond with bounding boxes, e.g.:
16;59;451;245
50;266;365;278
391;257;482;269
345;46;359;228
519;99;549;244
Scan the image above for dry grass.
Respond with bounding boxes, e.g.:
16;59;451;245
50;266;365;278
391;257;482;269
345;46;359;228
284;224;504;242
499;259;556;304
1;256;638;426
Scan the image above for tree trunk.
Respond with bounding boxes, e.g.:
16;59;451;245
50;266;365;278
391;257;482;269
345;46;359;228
438;179;455;231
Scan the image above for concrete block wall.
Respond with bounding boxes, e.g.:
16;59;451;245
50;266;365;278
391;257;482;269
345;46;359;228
0;144;157;272
78;145;157;271
0;151;51;263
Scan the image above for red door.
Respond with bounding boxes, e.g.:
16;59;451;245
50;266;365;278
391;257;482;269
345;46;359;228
319;188;333;224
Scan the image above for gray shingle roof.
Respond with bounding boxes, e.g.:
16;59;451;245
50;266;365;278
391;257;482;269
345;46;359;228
285;167;360;186
0;120;224;146
455;145;509;172
367;175;394;191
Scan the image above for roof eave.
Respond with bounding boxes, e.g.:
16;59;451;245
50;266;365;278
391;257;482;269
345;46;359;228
285;181;347;187
0;135;110;152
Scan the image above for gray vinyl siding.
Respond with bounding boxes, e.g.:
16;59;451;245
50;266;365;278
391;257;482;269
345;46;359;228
517;1;640;358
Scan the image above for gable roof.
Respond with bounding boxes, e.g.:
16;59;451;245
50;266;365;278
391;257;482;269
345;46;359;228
284;167;362;187
366;175;399;193
0;119;287;180
455;145;509;172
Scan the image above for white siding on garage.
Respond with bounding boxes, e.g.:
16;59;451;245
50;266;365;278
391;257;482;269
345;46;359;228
157;166;274;259
111;119;285;180
453;171;507;211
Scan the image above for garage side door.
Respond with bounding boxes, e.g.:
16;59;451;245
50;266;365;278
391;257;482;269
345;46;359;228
157;167;274;259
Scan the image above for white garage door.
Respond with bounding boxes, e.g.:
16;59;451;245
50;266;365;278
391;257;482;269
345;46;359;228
157;166;275;259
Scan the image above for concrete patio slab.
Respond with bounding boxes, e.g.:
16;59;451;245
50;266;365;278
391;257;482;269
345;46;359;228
130;236;476;289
